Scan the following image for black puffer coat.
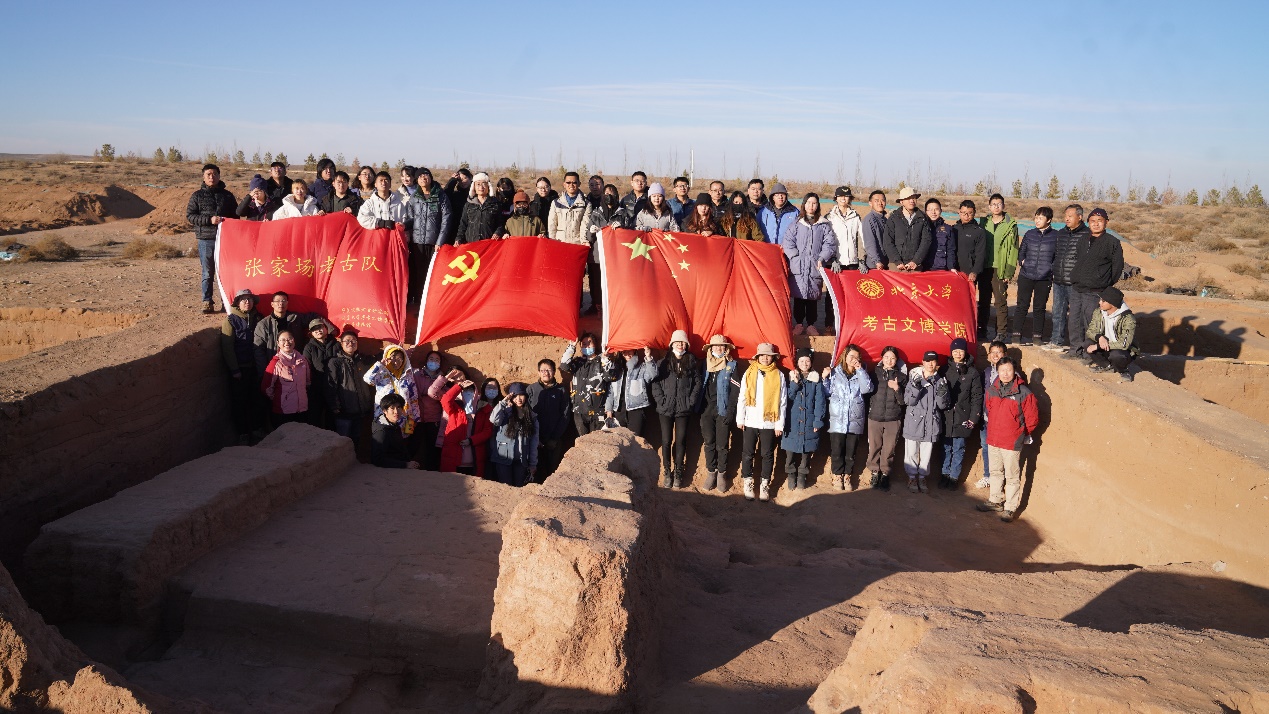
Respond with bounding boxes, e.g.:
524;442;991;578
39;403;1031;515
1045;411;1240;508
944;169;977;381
883;211;933;266
1070;232;1124;293
941;359;983;438
1052;222;1088;285
651;353;702;418
868;365;907;422
186;182;237;240
326;350;375;418
456;197;506;243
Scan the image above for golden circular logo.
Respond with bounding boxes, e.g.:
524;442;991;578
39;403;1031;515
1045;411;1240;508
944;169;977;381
856;278;884;299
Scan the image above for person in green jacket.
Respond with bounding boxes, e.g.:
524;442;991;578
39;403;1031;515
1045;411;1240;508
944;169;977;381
1085;286;1138;383
979;194;1019;342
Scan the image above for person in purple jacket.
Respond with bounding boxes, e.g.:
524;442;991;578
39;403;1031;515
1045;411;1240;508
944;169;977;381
1014;207;1058;345
922;197;958;271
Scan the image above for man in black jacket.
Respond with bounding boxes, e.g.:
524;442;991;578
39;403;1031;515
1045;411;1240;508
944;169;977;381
371;394;421;469
883;187;933;270
1064;207;1123;361
320;171;364;216
185;163;237;314
265;161;293;202
952;200;991;336
1044;204;1090;352
527;358;572;481
326;328;375;448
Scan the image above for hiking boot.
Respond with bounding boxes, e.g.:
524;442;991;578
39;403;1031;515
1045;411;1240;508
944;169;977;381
1119;372;1134;383
879;474;891;491
977;501;1005;512
907;477;919;493
1000;510;1016;523
201;300;215;314
1059;350;1082;360
1089;363;1112;373
662;469;673;488
869;471;881;488
717;473;730;493
703;470;718;491
1041;342;1065;352
759;479;771;502
797;470;810;490
743;477;755;501
918;477;929;494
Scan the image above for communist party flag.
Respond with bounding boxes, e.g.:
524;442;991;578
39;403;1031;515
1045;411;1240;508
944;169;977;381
215;213;408;342
824;268;977;365
414;236;588;344
597;228;793;362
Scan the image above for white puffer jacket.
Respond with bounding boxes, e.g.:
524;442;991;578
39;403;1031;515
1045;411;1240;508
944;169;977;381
272;195;320;220
826;205;865;266
357;191;408;229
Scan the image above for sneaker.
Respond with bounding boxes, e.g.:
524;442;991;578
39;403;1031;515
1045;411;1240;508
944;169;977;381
880;474;891;491
792;324;806;336
759;479;771;502
1089;364;1112;373
907;477;918;493
917;477;928;494
806;326;820;336
1000;334;1012;345
977;501;1005;512
975;476;990;489
1041;343;1065;352
1000;510;1016;523
869;471;881;488
742;477;755;501
1059;350;1082;360
1119;372;1134;383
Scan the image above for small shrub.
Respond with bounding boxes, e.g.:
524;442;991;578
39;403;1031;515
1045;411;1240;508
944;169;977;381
1230;218;1266;241
122;239;183;259
1198;235;1238;253
20;236;79;262
1162;253;1196;268
1134;241;1156;254
1247;289;1269;302
1228;262;1264;277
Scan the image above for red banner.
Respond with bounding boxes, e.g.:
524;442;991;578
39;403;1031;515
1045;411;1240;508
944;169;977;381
825;268;977;365
598;228;793;362
215;213;409;342
414;236;588;345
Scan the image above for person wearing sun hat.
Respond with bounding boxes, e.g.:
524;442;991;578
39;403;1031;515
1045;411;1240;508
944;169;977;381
651;329;701;488
736;342;787;502
698;334;740;493
1084;285;1138;383
883;186;933;272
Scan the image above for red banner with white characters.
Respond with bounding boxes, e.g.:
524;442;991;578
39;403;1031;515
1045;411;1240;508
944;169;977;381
598;228;793;363
214;213;408;342
414;236;589;345
824;268;977;365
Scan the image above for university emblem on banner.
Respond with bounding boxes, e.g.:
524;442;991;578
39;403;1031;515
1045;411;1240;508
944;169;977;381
857;277;885;299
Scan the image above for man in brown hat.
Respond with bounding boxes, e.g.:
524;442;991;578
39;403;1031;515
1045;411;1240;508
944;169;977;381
883;187;932;271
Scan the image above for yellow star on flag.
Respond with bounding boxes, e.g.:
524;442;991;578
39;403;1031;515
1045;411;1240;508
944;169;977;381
677;243;689;253
622;237;657;261
662;233;677;241
678;260;690;271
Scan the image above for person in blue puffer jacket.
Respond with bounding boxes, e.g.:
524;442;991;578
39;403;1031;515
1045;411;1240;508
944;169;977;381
489;382;539;487
1014;206;1058;344
822;343;874;491
757;182;800;246
783;193;838;336
782;347;827;492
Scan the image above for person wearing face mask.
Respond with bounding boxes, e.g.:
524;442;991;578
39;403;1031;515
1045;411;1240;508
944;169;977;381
604;346;658;438
581;183;623;314
363;344;421;449
719;191;764;241
736;342;787;502
503;191;547;237
865;346;908;491
781;347;826;492
651;331;702;488
413;350;447;470
561;333;620;436
822;344;873;491
438;372;495;477
527;359;571;481
902;350;951;494
696;335;741;492
495;177;517;219
261;330;311;427
489;382;539;487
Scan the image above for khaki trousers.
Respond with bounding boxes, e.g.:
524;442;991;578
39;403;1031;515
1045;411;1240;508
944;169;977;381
988;444;1024;512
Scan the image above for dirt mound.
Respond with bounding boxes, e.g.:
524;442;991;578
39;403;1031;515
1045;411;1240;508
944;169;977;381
130;186;199;236
801;603;1269;713
0;185;155;235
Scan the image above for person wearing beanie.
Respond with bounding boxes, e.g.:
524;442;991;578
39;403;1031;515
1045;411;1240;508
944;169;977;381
489;381;540;487
683;192;720;235
635;182;680;231
1064;206;1123;362
1084;286;1138;382
455;172;507;243
757;182;799;246
822;343;873;491
651;329;701;488
938;337;982;489
667;176;696;225
236;174;280;222
902;350;950;493
781;346;826;491
503;190;547;237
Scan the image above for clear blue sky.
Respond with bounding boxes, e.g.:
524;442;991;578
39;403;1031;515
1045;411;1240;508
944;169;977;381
3;0;1266;193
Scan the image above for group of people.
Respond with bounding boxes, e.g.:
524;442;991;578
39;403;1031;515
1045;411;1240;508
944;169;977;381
189;160;1134;380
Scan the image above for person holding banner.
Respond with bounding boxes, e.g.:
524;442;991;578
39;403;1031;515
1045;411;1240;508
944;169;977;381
272;179;320;220
261;331;310;426
489;382;539;487
783;193;837;336
504;191;546;237
823;344;873;491
698;335;740;493
863;190;888;271
357;171;407;230
736;343;787;503
782;347;826;491
866;346;907;491
404;170;452;310
439;375;495;478
651;331;702;489
635;183;680;232
719;192;764;241
902;350;951;494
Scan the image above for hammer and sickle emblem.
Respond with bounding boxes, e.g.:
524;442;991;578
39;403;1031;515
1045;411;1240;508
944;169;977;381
441;251;481;285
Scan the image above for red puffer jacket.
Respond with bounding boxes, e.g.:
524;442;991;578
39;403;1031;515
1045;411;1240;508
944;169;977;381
439;383;492;477
984;377;1039;451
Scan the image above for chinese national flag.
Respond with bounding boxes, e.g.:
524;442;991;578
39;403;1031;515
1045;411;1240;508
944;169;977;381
215;213;409;342
414;236;588;344
598;228;793;362
824;268;977;365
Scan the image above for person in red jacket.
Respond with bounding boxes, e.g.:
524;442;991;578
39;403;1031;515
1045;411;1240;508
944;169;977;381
975;357;1039;522
439;373;495;477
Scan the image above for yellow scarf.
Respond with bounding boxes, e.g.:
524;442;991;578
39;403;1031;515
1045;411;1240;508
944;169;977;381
706;350;730;373
742;360;781;423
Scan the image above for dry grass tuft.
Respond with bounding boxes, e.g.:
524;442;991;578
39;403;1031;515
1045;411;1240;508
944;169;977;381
1247;288;1269;302
1228;261;1265;278
1161;253;1196;268
121;239;184;259
1230;218;1266;241
1197;235;1238;253
18;235;80;262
